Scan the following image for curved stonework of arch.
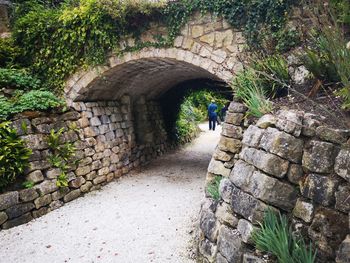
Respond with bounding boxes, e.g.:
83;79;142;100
64;12;244;105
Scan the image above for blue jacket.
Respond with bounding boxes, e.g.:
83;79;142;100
208;103;218;118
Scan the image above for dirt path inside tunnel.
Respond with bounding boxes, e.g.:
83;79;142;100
0;123;221;263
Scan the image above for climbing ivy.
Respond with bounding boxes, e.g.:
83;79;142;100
8;0;299;93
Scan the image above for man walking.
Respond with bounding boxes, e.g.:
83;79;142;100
208;100;218;131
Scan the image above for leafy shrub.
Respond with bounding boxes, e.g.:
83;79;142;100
0;38;23;68
232;69;273;117
252;209;316;263
0;68;41;90
206;175;222;201
0;122;32;189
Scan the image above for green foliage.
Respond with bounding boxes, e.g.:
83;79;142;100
0;91;65;120
46;127;77;187
232;69;273;117
252;209;316;263
206;175;221;201
330;0;350;24
0;121;32;190
22;180;34;189
0;68;41;90
0;38;24;68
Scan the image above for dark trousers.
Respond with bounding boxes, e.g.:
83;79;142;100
209;115;217;130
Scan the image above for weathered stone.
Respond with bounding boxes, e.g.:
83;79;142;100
336;235;350;263
316;126;349;144
51;187;70;201
228;102;247;113
18;188;38;202
63;189;81;202
80;181;93;193
0;212;8;225
216;253;229;263
243;253;265;263
0;191;19;211
293;199;314;223
334;148;350;182
213;149;232;162
301;174;340;206
240;147;289;178
335;185;350;213
242;125;265;148
287;164;304;185
256;114;277;129
275;110;303;137
200;32;215;45
237;219;254;244
2;213;33;229
230;161;297;211
200;210;220;243
26;170;44;183
217;225;244;262
34;194;52;210
221;123;243;139
259;128;304;163
83;127;98;137
76;165;91;176
45;168;61;179
215;202;238;227
199;239;217;262
309;208;348;259
32;207;51;219
302;113;321;137
49;200;63;211
69;176;86;188
93;175;107;185
35;180;58;195
302;140;337;173
219;179;234;204
26;160;51;173
85;171;97;181
224;112;244;125
22;134;48;150
5;203;35;219
98;167;110;176
218;136;242;153
208;159;230;177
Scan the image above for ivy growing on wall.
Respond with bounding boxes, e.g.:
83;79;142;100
7;0;299;93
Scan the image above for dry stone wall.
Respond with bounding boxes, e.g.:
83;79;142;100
198;102;350;263
0;95;168;230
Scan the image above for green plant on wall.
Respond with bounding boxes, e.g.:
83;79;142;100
0;121;32;190
46;127;77;187
206;175;222;201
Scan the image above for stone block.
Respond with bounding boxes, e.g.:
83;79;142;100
259;127;304;163
49;200;63;211
22;134;48;150
6;203;35;219
316;126;349;144
225;112;244;125
26;170;44;183
256;114;277;129
93;175;107;185
198;239;217;262
293;199;314;223
237;219;254;244
69;177;86;188
336;235;350;263
302;113;321;137
2;213;33;229
19;188;38;202
45;168;61;179
34;194;52;209
80;182;93;193
287;164;304;184
76;165;91;176
200;32;215;45
302;140;337;173
200;210;220;243
275;110;303;137
243;253;265;263
335;185;350;213
219;179;234;204
215;202;238;227
217;225;244;262
334;148;350;182
301;174;340;206
221;123;243;139
35;180;58;195
32;207;51;219
0;191;19;211
213;149;232;162
85;171;97;181
228;102;247;113
242;125;265;148
208;159;230;177
218;136;242;153
216;253;229;263
0;212;8;225
240;147;289;178
51;187;70;201
63;189;81;202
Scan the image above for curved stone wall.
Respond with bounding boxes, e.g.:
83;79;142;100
198;102;350;263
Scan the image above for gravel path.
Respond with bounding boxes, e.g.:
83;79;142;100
0;124;221;263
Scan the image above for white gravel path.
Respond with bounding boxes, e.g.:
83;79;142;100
0;123;221;263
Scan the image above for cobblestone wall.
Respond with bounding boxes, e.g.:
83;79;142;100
0;95;168;230
198;102;350;263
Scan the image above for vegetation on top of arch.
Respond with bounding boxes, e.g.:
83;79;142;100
6;0;299;92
